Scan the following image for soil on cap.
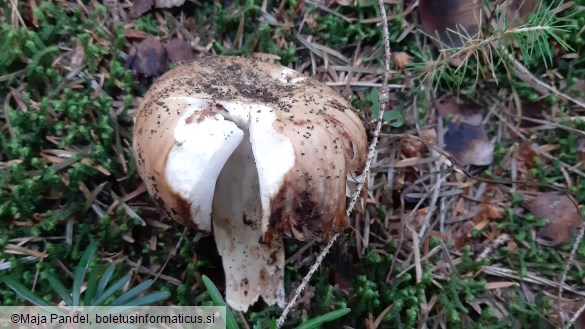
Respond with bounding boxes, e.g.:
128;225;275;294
156;56;307;107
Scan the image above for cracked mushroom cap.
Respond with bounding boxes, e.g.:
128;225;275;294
134;55;367;241
132;55;367;310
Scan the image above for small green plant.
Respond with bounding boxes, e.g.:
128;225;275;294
414;2;571;92
2;242;170;306
201;275;350;329
354;89;404;127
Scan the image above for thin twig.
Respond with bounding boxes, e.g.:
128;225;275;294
559;222;585;327
325;81;405;88
563;300;585;329
507;52;585;109
476;233;511;261
483;266;585;296
275;0;393;326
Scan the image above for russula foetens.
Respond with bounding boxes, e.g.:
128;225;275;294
133;55;368;311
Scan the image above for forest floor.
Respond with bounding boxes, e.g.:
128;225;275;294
1;0;584;328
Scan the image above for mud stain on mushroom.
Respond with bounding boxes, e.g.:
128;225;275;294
242;213;255;227
154;141;202;231
184;108;217;124
266;166;348;243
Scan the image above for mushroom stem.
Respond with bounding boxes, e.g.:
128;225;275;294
212;127;285;312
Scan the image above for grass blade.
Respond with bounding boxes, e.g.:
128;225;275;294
73;242;98;306
47;275;73;306
2;276;51;306
112;279;153;305
202;275;239;329
84;264;100;306
95;265;116;300
121;291;171;306
295;308;351;329
92;272;132;305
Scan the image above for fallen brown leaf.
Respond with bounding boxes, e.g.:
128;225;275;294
529;193;583;246
496;0;538;28
401;136;422;158
71;38;85;67
445;122;494;166
124;28;153;40
435;96;483;125
127;37;167;77
420;128;437;143
484;281;519;289
4;244;48;259
435;95;459;117
419;0;483;65
454;221;473;251
21;0;39;27
435;96;494;166
401;129;436;158
131;0;153;18
393;51;412;69
165;38;196;64
515;141;542;169
520;100;548;126
419;0;483;48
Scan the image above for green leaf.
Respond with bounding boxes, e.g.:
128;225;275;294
2;276;51;306
95;265;115;301
73;242;98;306
121;291;171;306
112;279;154;305
201;275;239;329
296;308;351;329
366;90;403;126
383;110;404;127
366;90;381;118
92;272;132;305
84;265;100;306
47;275;73;306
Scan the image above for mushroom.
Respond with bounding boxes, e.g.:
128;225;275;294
133;56;368;311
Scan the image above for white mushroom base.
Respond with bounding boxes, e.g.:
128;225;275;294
161;97;294;311
213;128;285;311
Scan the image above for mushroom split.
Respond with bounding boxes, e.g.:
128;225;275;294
133;55;368;311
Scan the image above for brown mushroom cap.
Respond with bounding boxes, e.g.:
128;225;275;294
133;55;367;311
134;55;367;241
